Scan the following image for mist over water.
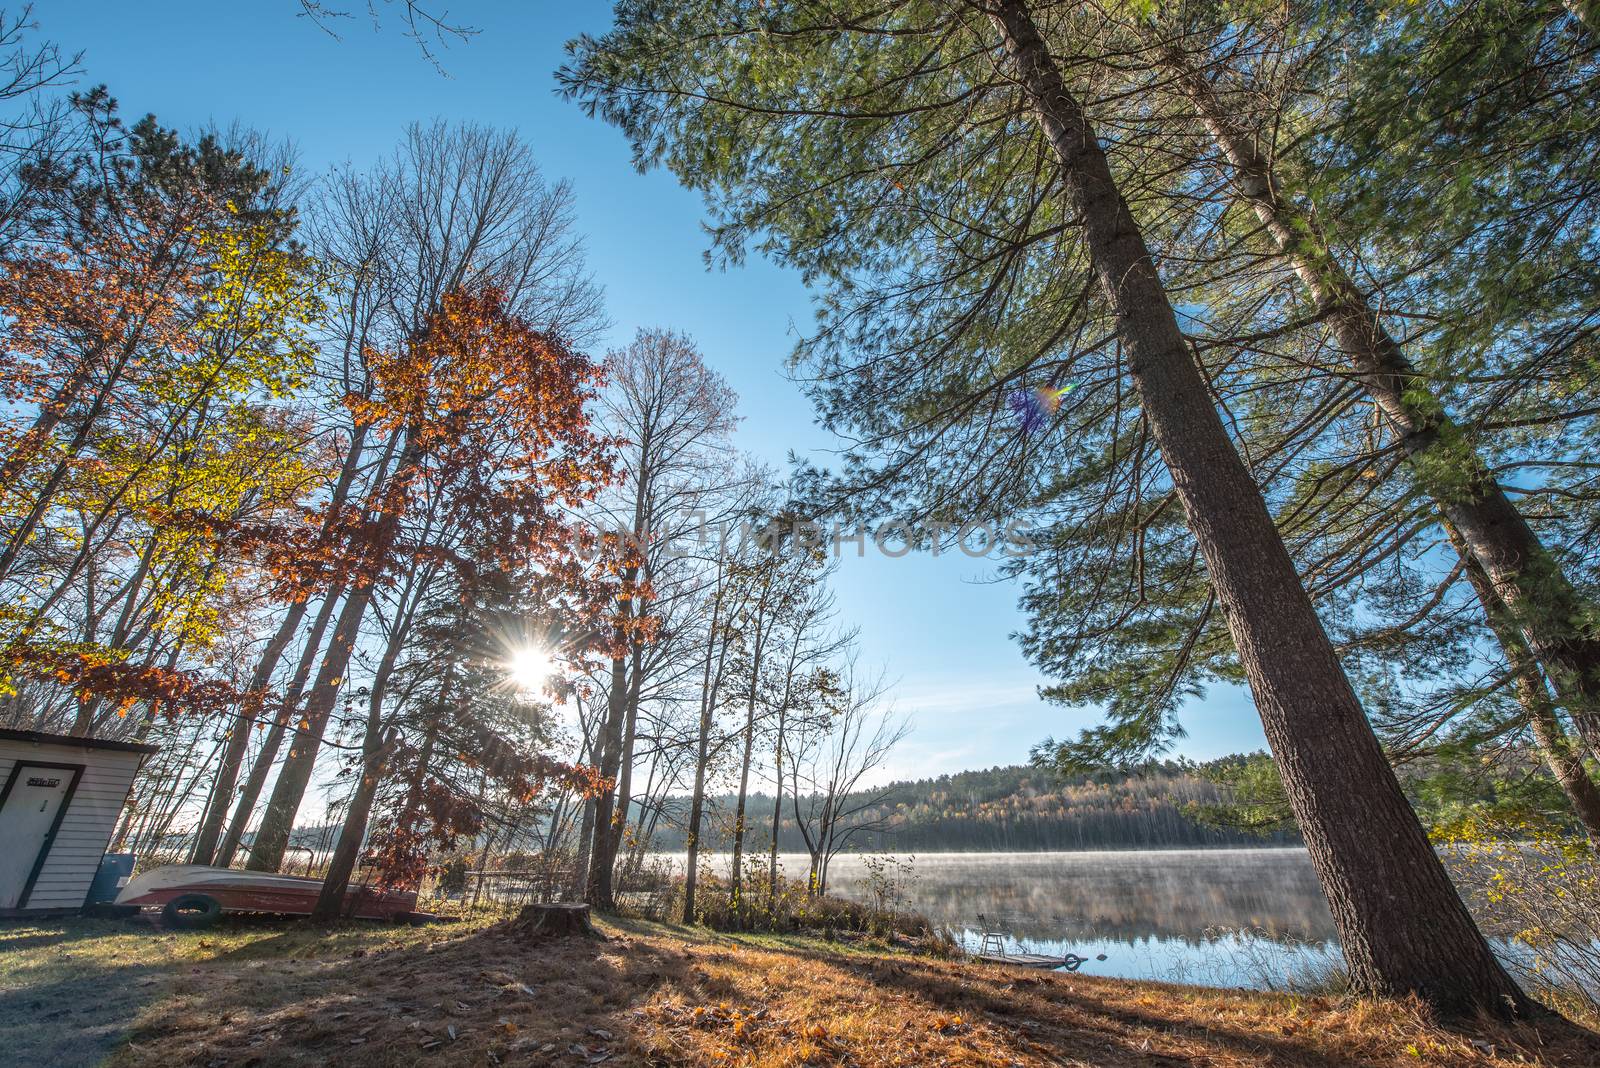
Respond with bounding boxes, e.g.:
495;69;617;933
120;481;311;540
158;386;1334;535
670;848;1346;990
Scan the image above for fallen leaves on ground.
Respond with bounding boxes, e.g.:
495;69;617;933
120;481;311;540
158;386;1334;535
93;915;1600;1068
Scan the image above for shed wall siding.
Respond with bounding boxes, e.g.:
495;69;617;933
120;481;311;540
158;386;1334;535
0;739;143;910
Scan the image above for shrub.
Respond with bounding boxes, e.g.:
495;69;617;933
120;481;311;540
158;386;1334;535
1435;815;1600;1022
657;867;936;944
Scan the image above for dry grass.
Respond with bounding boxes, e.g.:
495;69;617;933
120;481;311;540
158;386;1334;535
5;912;1598;1067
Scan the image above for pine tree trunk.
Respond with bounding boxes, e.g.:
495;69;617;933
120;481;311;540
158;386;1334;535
1448;527;1600;839
992;0;1530;1017
1527;699;1600;840
1164;42;1600;758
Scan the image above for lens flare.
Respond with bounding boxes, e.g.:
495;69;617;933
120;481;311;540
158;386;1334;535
505;644;555;693
1007;382;1076;434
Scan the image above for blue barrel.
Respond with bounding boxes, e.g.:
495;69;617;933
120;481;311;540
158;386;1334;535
86;852;136;905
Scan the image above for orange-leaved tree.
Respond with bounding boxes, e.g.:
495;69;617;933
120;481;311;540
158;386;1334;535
244;282;619;910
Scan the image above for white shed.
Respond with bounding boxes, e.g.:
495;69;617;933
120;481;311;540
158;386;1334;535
0;727;157;916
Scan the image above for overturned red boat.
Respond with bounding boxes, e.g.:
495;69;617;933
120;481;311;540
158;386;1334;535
115;864;419;928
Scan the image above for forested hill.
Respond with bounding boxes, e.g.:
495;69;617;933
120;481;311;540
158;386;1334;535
648;760;1302;854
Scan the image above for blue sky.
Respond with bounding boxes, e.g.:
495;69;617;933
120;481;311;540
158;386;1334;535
51;0;1267;779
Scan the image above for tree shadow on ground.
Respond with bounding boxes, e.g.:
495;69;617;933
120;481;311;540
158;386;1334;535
0;920;177;1068
823;947;1600;1068
90;913;1600;1068
112;915;693;1067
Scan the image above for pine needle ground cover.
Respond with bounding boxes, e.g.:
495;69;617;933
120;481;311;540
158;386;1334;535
4;914;1597;1067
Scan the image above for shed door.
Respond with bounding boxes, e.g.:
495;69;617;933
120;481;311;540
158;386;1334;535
0;764;77;908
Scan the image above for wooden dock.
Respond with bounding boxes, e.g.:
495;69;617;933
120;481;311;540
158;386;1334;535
974;951;1085;970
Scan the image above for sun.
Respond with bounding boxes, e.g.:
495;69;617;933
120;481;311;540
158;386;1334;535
504;644;555;694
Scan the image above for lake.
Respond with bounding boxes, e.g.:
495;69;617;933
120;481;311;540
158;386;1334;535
671;848;1346;990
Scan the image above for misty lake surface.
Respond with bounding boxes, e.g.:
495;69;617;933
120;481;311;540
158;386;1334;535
676;848;1344;990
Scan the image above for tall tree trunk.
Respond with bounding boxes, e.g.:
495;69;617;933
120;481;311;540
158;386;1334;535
681;731;714;921
766;702;788;910
682;566;729;922
727;568;776;907
585;634;631;909
991;0;1529;1016
216;588;342;867
311;590;422;915
587;440;652;908
766;629;809;908
189;599;310;864
1162;39;1600;758
312;729;397;920
603;639;647;884
728;690;757;908
1447;527;1600;839
572;796;596;899
246;583;375;871
195;425;370;863
244;427;406;873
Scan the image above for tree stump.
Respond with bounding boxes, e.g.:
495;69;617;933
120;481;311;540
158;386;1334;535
513;902;601;939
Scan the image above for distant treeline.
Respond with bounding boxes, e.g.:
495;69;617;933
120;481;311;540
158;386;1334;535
645;759;1302;854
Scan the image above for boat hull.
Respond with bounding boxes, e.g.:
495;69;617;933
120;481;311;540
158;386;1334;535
115;864;417;920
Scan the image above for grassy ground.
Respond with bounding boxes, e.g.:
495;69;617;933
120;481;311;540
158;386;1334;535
3;910;1598;1067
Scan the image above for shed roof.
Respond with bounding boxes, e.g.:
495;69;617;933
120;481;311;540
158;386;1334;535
0;727;160;755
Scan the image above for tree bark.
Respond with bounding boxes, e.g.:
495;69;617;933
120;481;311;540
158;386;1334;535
312;728;397;920
245;428;407;873
1447;527;1600;839
991;0;1529;1017
571;796;596;898
682;564;729;922
211;424;372;865
602;638;647;883
728;565;778;908
513;902;600;938
1163;40;1600;758
585;634;631;909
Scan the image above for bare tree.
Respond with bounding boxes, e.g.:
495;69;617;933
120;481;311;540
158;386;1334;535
787;659;907;896
584;329;740;908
